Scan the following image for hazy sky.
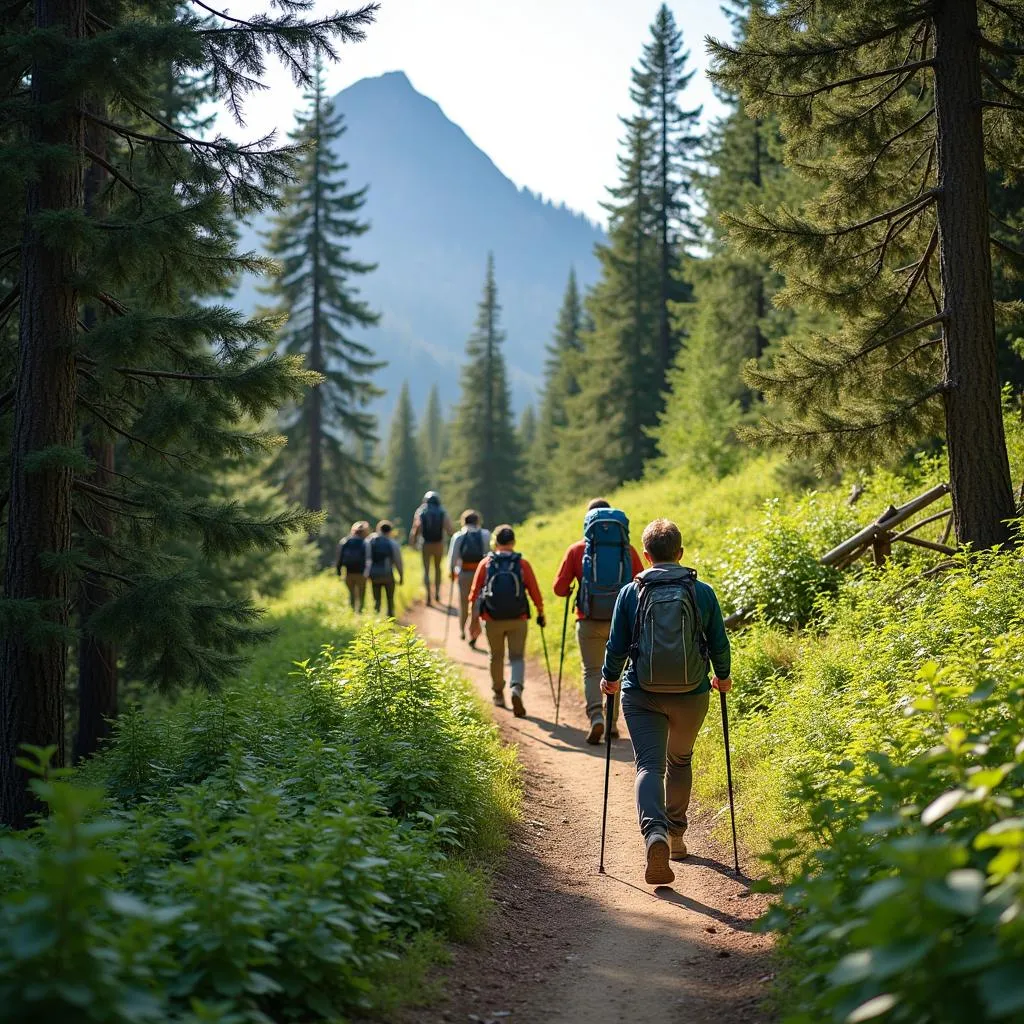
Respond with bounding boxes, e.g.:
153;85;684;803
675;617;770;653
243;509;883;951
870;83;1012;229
224;0;735;224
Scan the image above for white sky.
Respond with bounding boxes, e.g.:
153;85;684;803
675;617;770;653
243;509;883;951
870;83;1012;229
222;0;734;224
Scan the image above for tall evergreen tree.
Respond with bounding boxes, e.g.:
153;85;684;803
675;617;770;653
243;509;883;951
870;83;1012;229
443;256;527;526
711;0;1024;548
531;269;585;503
631;4;702;380
418;383;447;489
383;382;426;533
0;0;375;827
264;63;383;543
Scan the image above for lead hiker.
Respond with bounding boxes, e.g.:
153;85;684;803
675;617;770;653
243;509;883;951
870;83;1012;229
410;490;454;607
336;520;370;612
553;498;643;744
468;524;546;718
600;518;732;887
364;519;404;618
448;509;491;643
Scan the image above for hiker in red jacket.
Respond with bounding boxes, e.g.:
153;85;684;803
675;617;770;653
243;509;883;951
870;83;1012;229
554;498;643;744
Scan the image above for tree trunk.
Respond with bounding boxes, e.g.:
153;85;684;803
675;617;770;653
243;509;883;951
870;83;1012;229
1;0;85;828
306;85;324;525
658;76;671;385
933;0;1015;549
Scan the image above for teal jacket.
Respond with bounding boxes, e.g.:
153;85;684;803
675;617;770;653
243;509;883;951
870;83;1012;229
601;565;731;692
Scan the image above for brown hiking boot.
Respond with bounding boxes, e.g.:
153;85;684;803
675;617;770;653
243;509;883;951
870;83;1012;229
492;691;506;709
586;720;604;745
669;834;688;861
510;690;526;718
645;835;675;886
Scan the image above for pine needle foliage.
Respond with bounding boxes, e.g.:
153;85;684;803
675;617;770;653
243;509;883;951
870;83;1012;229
709;0;1024;548
263;62;383;538
442;255;527;527
0;0;378;825
383;381;426;533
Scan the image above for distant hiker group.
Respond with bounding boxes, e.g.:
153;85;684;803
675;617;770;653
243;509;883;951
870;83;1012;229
335;491;734;887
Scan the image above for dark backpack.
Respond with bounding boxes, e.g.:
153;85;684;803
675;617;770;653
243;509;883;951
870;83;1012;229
419;503;444;543
459;528;485;566
578;508;633;621
368;536;393;578
629;565;709;693
340;536;365;572
481;552;529;620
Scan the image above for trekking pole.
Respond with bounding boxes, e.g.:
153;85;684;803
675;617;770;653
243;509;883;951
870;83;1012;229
443;575;455;644
538;625;557;708
555;584;573;727
719;689;740;875
598;690;616;874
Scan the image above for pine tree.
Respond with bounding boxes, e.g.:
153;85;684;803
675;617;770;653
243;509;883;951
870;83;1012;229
443;256;527;526
0;0;375;827
418;383;447;489
264;63;382;548
711;0;1023;548
631;4;702;380
383;382;426;533
531;269;585;503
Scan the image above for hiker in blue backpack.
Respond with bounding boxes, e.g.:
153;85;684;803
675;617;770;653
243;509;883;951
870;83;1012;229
336;521;370;612
553;499;644;744
600;518;732;886
448;509;491;644
468;525;546;718
364;519;404;618
410;491;454;607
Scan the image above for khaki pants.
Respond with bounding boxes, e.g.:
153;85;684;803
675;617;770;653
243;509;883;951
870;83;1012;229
371;579;396;617
622;688;710;841
484;618;528;695
577;618;619;727
422;541;444;596
457;569;476;634
345;572;366;613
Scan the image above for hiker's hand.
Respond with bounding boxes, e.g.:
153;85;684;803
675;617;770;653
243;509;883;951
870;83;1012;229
469;617;482;641
600;678;620;695
712;676;733;693
536;613;546;628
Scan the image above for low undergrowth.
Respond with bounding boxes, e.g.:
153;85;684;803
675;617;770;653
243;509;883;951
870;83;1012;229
0;590;519;1023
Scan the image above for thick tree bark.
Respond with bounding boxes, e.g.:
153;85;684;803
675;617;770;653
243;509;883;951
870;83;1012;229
933;0;1016;549
1;0;85;827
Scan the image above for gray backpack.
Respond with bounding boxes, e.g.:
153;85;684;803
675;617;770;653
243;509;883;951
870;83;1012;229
629;566;710;693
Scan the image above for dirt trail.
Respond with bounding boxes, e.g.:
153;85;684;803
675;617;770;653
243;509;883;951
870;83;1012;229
403;602;774;1024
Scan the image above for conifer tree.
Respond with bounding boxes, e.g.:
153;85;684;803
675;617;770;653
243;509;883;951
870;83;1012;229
711;0;1024;549
418;383;447;488
518;405;537;458
0;0;376;826
631;4;702;379
443;255;527;526
531;269;585;503
264;63;383;542
383;382;425;533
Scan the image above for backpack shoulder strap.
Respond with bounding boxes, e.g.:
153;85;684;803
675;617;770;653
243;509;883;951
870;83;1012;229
682;574;710;660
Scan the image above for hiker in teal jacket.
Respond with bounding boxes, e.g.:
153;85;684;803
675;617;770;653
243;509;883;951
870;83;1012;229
601;518;732;886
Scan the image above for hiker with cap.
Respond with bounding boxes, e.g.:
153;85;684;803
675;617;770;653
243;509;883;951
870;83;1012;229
410;490;454;607
448;509;491;644
554;498;643;744
336;521;370;612
600;518;732;886
364;519;404;617
468;524;545;718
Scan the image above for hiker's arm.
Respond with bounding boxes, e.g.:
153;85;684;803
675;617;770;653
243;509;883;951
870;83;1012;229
363;540;372;577
409;513;421;546
445;514;454;537
335;543;343;575
448;533;461;575
629;546;644;576
552;547;575;597
468;560;487;606
392;542;404;584
706;588;732;682
522;559;544;619
601;588;633;684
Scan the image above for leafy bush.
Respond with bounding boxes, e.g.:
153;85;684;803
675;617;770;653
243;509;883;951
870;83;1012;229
1;616;518;1023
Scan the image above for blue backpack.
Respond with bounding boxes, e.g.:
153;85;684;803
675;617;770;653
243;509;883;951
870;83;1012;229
578;508;633;621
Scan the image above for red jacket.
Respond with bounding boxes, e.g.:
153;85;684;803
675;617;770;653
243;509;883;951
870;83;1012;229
553;540;644;620
469;551;544;621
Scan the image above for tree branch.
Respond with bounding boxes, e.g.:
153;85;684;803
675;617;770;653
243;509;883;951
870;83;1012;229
84;146;141;196
765;59;934;101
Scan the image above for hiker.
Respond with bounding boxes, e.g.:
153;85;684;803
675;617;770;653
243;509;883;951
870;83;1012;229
410;491;454;606
468;524;545;718
600;518;732;887
364;519;404;617
336;520;370;612
553;498;644;745
448;509;491;644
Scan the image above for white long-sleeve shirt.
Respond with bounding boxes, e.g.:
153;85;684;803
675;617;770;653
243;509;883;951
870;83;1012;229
448;527;491;574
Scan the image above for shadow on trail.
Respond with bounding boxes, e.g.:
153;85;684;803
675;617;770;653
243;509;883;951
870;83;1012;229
601;873;760;933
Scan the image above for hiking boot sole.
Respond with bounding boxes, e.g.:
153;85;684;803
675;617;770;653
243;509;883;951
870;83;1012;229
492;693;506;709
586;721;604;745
645;839;675;886
511;692;526;718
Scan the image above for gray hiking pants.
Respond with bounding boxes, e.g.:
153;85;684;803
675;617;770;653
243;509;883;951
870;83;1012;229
621;688;711;841
576;618;619;727
457;569;476;633
484;618;528;695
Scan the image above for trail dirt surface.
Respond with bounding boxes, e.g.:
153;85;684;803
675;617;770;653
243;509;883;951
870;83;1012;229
403;602;774;1024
